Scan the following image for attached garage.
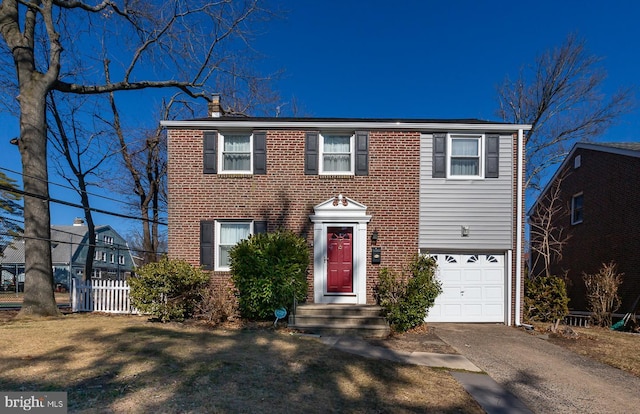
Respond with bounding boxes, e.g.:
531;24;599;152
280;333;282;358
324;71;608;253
425;253;507;323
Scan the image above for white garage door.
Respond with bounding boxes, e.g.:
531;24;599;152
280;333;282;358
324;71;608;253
425;253;505;323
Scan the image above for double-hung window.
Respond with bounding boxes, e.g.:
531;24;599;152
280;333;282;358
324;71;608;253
320;134;354;174
220;133;252;173
449;134;483;178
571;193;584;225
215;221;252;271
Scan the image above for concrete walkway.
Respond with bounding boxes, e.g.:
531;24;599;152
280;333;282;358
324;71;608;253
432;323;640;414
320;335;532;413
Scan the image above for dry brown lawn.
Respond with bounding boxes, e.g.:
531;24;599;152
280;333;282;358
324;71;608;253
0;313;482;413
543;324;640;377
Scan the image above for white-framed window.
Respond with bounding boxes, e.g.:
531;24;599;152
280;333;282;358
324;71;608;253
101;252;107;262
571;193;584;225
94;251;101;260
574;155;582;169
320;133;354;174
448;134;484;178
118;255;125;265
109;253;115;263
215;221;252;271
103;236;114;245
219;133;252;173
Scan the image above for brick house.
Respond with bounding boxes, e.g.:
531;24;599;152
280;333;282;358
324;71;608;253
529;142;640;314
162;100;529;325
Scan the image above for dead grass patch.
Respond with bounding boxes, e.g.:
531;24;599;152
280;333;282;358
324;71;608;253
535;323;640;377
0;313;482;413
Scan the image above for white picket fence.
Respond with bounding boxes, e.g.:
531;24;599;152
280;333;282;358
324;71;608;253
72;279;136;314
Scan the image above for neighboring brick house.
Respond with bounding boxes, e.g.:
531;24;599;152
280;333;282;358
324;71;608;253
163;100;530;325
529;142;640;314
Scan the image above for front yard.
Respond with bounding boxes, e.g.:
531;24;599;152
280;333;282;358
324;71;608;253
0;313;482;413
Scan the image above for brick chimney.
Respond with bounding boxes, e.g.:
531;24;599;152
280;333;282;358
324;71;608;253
208;94;223;118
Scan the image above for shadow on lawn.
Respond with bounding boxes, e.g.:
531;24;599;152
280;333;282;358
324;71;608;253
0;317;480;413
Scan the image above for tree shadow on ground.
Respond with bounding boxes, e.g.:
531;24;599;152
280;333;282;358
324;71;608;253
0;315;482;413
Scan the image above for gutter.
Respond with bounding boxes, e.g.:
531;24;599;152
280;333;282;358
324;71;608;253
160;119;531;132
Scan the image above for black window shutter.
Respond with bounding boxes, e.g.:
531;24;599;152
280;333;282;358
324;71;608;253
432;133;446;178
203;131;218;174
305;132;319;175
355;131;369;176
200;221;214;270
485;134;499;178
254;220;267;234
253;131;267;175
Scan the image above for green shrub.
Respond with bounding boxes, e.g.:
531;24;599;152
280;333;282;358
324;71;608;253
375;254;442;333
230;230;309;320
129;257;209;322
523;275;569;323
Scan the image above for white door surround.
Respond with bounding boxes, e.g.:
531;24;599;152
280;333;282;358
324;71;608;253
309;195;371;304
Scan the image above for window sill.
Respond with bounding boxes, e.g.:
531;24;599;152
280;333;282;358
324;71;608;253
319;175;355;180
217;174;254;179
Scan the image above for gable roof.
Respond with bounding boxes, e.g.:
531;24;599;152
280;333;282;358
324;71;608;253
529;141;640;216
1;224;111;264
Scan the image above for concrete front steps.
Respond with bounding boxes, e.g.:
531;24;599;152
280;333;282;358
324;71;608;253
288;304;390;338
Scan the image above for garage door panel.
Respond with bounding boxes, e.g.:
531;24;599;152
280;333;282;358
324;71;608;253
425;253;505;323
463;286;483;300
484;286;503;300
462;269;482;283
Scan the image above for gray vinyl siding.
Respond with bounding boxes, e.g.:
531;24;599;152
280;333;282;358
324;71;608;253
420;133;513;250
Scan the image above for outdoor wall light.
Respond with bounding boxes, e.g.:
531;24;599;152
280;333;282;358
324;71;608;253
371;230;379;244
461;226;470;237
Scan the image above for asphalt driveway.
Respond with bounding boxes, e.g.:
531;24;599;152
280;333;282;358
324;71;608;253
432;323;640;414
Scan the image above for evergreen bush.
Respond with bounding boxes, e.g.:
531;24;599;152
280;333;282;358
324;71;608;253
230;230;309;320
375;254;442;333
129;257;209;322
523;274;570;323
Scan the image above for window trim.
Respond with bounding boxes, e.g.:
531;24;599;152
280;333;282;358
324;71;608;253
319;133;355;175
447;133;484;179
218;132;253;174
571;192;584;225
214;220;254;271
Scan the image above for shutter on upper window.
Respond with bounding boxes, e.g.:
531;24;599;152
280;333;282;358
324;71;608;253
200;221;214;270
253;131;267;175
485;134;499;178
305;132;319;175
254;220;267;234
432;133;446;178
355;131;369;176
203;131;218;174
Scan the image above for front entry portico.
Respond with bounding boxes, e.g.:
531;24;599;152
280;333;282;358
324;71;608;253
309;195;371;304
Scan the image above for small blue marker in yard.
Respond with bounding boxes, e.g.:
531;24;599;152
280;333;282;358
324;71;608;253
274;307;287;327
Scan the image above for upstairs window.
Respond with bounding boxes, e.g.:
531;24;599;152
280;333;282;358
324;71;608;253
571;193;584;225
449;135;482;178
220;133;252;173
320;134;353;174
118;255;125;265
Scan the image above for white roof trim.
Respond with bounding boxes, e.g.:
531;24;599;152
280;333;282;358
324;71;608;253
161;119;531;132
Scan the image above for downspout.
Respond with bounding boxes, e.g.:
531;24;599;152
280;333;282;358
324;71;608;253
515;128;524;325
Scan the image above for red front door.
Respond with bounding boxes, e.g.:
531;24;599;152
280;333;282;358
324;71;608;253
327;227;353;293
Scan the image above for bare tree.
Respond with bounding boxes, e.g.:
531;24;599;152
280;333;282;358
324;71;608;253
0;0;272;316
497;34;634;191
528;170;572;278
47;92;116;281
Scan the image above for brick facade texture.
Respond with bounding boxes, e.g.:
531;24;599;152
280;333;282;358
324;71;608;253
533;148;640;313
167;129;421;304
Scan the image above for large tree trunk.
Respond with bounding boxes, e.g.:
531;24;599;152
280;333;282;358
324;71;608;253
18;88;59;317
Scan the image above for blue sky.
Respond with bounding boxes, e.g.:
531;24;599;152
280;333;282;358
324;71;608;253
1;0;639;237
